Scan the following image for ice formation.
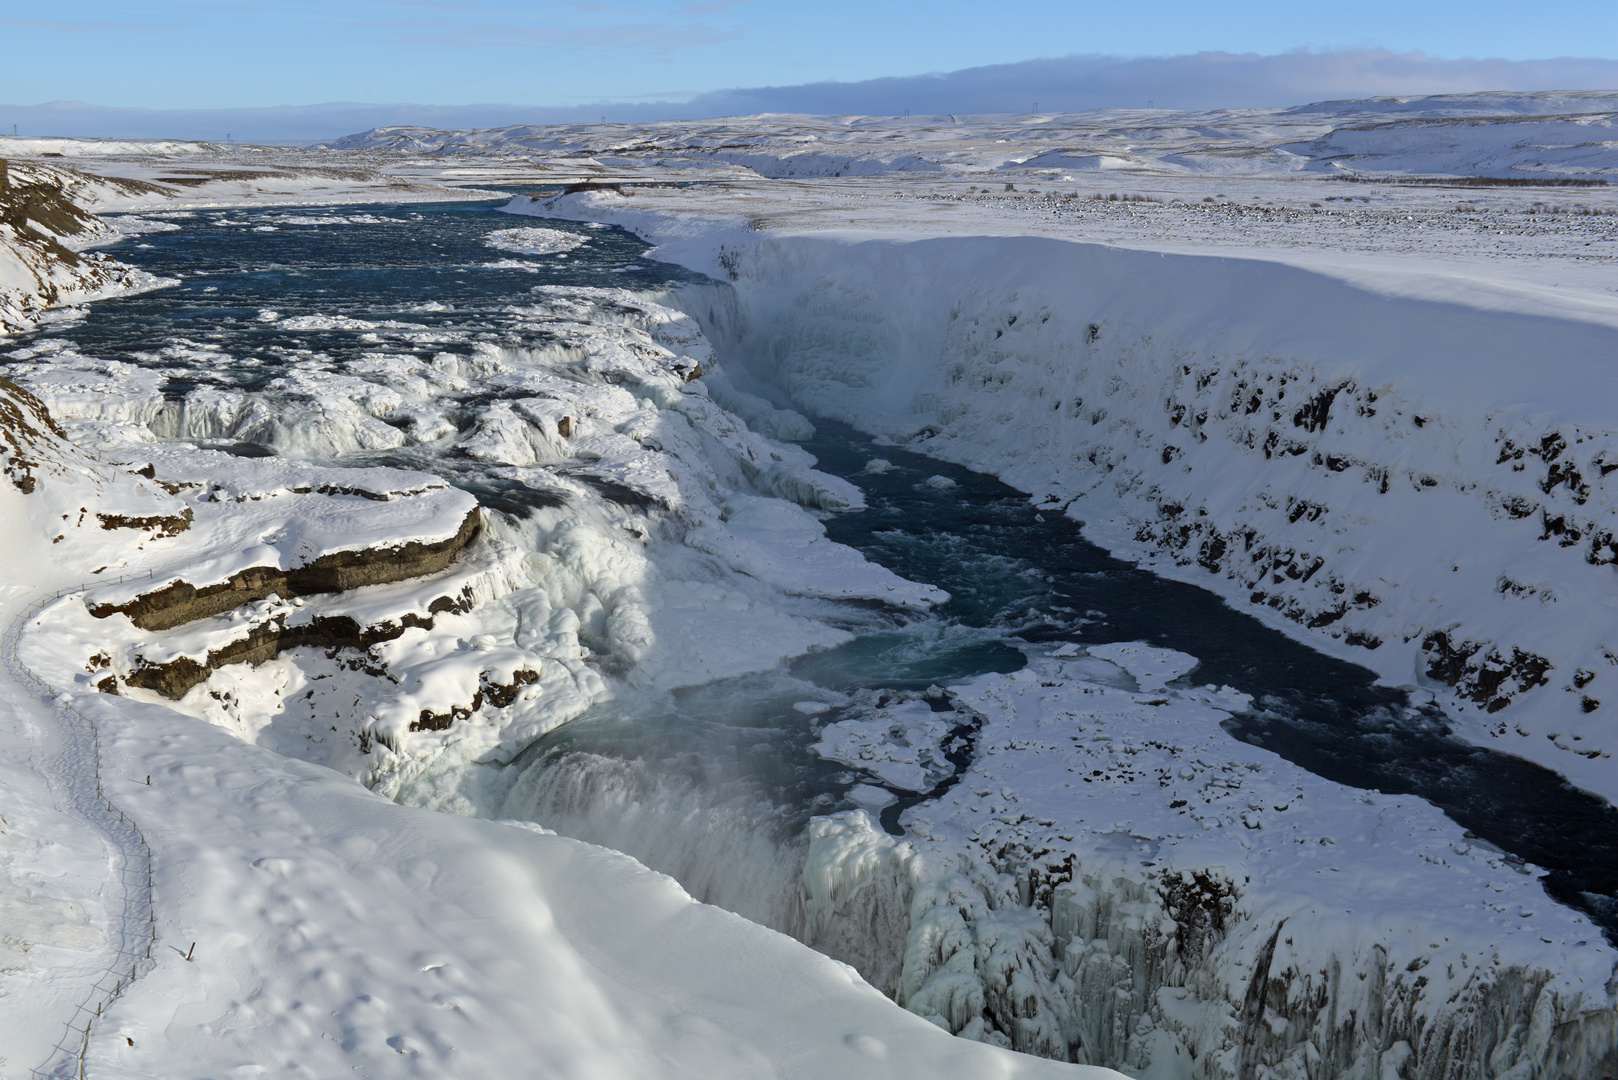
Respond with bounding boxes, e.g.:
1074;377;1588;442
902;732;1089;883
7;283;943;792
796;649;1618;1077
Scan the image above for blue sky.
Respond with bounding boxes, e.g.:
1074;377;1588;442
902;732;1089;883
2;0;1615;111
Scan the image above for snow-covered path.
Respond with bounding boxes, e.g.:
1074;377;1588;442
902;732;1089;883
2;577;158;1079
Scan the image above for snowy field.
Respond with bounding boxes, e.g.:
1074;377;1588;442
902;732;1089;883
2;91;1617;1078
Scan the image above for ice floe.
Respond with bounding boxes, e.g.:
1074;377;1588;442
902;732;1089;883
484;225;589;256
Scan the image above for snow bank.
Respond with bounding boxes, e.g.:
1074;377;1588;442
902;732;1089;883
65;688;1111;1080
1283;113;1618;179
0;160;168;335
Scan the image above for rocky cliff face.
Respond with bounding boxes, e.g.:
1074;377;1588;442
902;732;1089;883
0;159;150;334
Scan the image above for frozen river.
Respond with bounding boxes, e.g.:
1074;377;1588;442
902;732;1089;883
12;196;1614;951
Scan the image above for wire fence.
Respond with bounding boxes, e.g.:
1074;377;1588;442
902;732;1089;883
4;570;157;1080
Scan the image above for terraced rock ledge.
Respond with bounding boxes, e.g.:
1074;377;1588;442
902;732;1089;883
120;598;471;700
89;506;482;631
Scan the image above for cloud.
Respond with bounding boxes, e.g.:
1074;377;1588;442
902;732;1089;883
677;49;1618;115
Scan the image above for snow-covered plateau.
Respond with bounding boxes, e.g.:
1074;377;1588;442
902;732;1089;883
1;92;1617;1079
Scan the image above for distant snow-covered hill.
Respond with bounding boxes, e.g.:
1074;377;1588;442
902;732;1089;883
327;92;1618;181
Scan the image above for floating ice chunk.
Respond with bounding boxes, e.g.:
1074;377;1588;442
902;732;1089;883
484;227;588;256
107;214;182;238
279;313;380;331
847;785;898;812
922;475;957;491
863;459;896;474
1086;641;1200;692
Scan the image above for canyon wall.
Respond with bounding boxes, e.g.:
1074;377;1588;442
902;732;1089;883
648;224;1618;807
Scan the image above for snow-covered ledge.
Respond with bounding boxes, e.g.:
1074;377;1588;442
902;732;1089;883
514;191;1618;807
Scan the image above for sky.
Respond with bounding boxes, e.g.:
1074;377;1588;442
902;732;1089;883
0;1;1615;141
3;0;1615;112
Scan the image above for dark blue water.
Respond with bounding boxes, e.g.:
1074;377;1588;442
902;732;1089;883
802;424;1618;942
509;409;1618;941
53;202;703;385
15;200;1616;942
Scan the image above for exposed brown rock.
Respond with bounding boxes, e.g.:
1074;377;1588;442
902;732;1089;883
97;507;194;538
0;377;69;494
122;592;470;700
91;507;483;630
410;668;542;732
1422;630;1554;713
